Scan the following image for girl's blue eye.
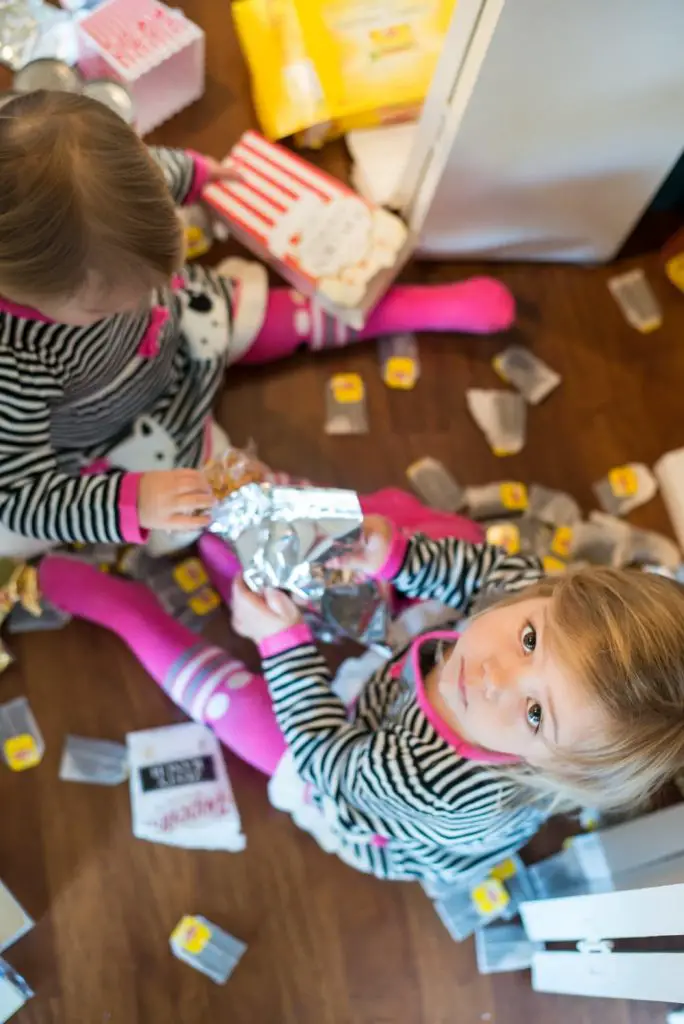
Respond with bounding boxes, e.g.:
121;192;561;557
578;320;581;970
521;623;537;653
526;700;543;733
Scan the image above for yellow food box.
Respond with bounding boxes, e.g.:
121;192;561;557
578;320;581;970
233;0;456;144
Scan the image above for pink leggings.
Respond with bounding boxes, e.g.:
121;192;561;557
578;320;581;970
39;489;483;777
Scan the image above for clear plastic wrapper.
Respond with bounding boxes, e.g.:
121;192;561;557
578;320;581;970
59;735;129;785
170;915;246;985
476;922;541;974
0;696;44;771
210;482;390;648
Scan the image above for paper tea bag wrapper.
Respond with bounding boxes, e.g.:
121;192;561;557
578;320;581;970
475;923;541;975
654;447;684;550
608;268;662;333
589;511;680;570
555;521;622;567
0;697;44;771
59;735;129;786
486;518;552;559
0;883;33;954
593;463;657;516
434;876;511;943
378;333;420;390
0;957;33;1021
406;457;465;512
170;915;246;985
492;346;561;405
528;485;581;528
203;131;412;329
127;723;246;852
466;482;529;520
325;373;369;435
466;389;526;456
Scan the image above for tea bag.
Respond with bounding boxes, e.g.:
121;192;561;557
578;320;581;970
589;511;680;569
406;457;465;512
0;697;44;771
593;463;657;516
608;268;662;333
528;484;581;528
59;735;129;786
561;520;623;566
170;916;246;985
378;333;420;389
434;877;511;943
466;389;526;456
485;518;552;560
492;346;560;405
475;923;541;974
466;482;529;520
325;373;369;434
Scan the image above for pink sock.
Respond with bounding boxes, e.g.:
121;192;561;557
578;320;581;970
238;278;515;365
39;556;286;775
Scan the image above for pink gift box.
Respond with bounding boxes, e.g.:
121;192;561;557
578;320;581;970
77;0;204;135
203;131;412;329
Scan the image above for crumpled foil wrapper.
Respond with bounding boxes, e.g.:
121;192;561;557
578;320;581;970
209;482;390;648
0;0;77;71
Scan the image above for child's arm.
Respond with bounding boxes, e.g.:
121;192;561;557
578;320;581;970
340;516;543;613
148;147;213;207
0;351;209;545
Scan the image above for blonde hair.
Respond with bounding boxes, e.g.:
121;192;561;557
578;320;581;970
489;566;684;814
0;90;182;301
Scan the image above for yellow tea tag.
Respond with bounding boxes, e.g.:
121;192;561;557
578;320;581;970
331;373;364;404
492;447;516;458
471;878;510;917
185;225;211;261
499;482;528;511
665;254;684;294
551;526;573;559
384;356;418;390
4;733;41;771
490;858;518;882
486;523;520;555
172;916;212;955
543;555;567;575
608;465;638;499
174;558;208;593
491;354;507;382
189;587;221;616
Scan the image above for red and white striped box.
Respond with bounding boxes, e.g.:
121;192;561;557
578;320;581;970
77;0;204;136
203;132;411;329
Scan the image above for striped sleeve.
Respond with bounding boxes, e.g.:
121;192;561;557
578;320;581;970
390;533;543;611
0;350;129;544
149;147;209;206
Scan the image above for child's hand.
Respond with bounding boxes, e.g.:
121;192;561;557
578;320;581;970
202;156;242;185
231;576;302;644
138;469;214;532
328;515;395;576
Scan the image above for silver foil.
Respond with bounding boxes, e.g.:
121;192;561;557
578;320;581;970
209;483;390;647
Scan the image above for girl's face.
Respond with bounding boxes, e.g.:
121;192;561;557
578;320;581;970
438;596;608;765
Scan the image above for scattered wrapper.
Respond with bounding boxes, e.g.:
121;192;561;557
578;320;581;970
378;332;420;390
492;346;561;405
588;511;680;570
476;922;542;975
485;517;552;560
528;484;581;528
608;268;662;333
209;483;390;647
59;735;129;786
0;696;44;771
466;482;529;520
179;205;214;260
592;463;657;516
0;956;33;1016
406;456;465;512
466;389;526;457
557;521;622;567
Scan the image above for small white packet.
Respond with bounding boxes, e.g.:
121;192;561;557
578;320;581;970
127;723;245;852
592;463;657;516
170;915;246;985
406;457;465;512
492;346;561;405
608;268;662;333
466;389;526;456
59;735;129;786
466;482;529;520
528;484;581;528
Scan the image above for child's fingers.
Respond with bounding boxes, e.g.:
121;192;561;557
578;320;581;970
173;491;216;514
166;512;212;531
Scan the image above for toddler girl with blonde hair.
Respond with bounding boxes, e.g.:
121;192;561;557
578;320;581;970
0;91;512;558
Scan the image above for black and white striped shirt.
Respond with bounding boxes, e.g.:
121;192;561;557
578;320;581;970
0;148;232;545
262;534;547;885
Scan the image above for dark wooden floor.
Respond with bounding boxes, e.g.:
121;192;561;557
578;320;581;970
2;2;684;1021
